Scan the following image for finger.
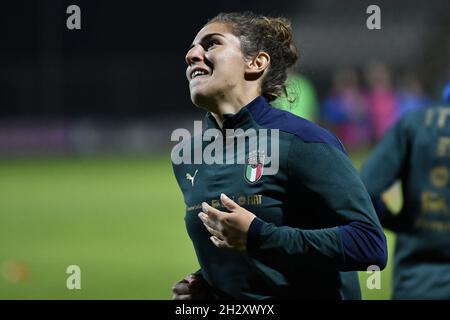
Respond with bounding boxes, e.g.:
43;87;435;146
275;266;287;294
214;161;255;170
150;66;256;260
202;202;223;219
198;213;224;237
198;212;218;230
198;212;209;223
172;282;191;295
220;193;238;211
188;279;206;294
187;278;202;291
210;235;231;249
184;274;197;284
203;223;223;239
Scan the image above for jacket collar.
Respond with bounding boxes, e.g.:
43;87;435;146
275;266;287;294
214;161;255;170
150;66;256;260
204;96;268;132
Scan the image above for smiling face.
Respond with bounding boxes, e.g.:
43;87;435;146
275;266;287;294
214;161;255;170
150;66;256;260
185;23;247;110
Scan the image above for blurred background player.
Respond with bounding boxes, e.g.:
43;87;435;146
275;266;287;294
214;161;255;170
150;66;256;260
360;82;450;299
321;67;371;150
364;61;399;143
272;73;320;122
396;72;432;118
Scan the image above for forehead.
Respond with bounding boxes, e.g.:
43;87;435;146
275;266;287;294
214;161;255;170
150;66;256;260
191;22;238;44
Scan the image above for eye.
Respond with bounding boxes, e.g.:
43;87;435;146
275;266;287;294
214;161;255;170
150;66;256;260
205;39;220;50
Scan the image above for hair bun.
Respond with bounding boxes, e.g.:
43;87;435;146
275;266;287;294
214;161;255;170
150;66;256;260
264;17;298;68
266;18;293;44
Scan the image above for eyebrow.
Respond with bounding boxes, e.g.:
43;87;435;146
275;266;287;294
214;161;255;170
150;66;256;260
189;33;225;50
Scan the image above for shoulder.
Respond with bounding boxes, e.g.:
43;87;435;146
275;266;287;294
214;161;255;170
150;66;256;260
250;103;346;153
401;107;429;124
392;106;432;137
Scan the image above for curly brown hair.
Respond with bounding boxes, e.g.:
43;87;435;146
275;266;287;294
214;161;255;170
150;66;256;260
208;12;299;102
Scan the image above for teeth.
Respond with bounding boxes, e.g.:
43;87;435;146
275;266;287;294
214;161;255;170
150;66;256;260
192;70;207;78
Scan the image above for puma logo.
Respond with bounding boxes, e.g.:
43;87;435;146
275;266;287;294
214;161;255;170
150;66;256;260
186;169;198;187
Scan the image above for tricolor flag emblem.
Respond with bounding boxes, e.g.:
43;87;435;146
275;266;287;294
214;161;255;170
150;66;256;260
244;152;265;183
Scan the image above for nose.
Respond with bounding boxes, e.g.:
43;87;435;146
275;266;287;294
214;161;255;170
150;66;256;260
185;44;204;66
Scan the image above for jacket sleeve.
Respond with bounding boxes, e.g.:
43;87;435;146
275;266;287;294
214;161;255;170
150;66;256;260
360;117;409;232
246;138;387;271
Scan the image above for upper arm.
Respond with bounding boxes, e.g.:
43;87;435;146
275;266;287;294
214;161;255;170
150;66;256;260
288;138;381;228
287;138;387;269
360;119;410;197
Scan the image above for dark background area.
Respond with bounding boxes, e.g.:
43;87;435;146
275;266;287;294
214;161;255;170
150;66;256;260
0;0;299;118
0;0;448;156
1;0;447;119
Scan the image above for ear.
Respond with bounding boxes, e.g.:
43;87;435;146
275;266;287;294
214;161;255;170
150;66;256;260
245;52;270;77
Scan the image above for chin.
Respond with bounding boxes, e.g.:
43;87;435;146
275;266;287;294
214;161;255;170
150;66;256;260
190;91;214;111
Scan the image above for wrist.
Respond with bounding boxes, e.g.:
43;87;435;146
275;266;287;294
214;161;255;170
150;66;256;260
246;217;265;253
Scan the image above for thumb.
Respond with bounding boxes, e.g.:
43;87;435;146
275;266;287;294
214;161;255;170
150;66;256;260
220;193;238;211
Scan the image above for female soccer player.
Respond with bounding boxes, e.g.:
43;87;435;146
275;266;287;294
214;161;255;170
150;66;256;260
171;12;387;300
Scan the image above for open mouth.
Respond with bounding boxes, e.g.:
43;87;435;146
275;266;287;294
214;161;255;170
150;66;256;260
190;67;211;80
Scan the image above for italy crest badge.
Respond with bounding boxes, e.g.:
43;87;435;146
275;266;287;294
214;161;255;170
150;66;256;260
244;151;265;183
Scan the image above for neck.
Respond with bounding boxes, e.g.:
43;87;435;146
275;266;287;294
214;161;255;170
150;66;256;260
210;92;260;128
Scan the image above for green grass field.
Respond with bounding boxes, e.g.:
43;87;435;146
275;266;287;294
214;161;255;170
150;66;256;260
0;154;395;299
